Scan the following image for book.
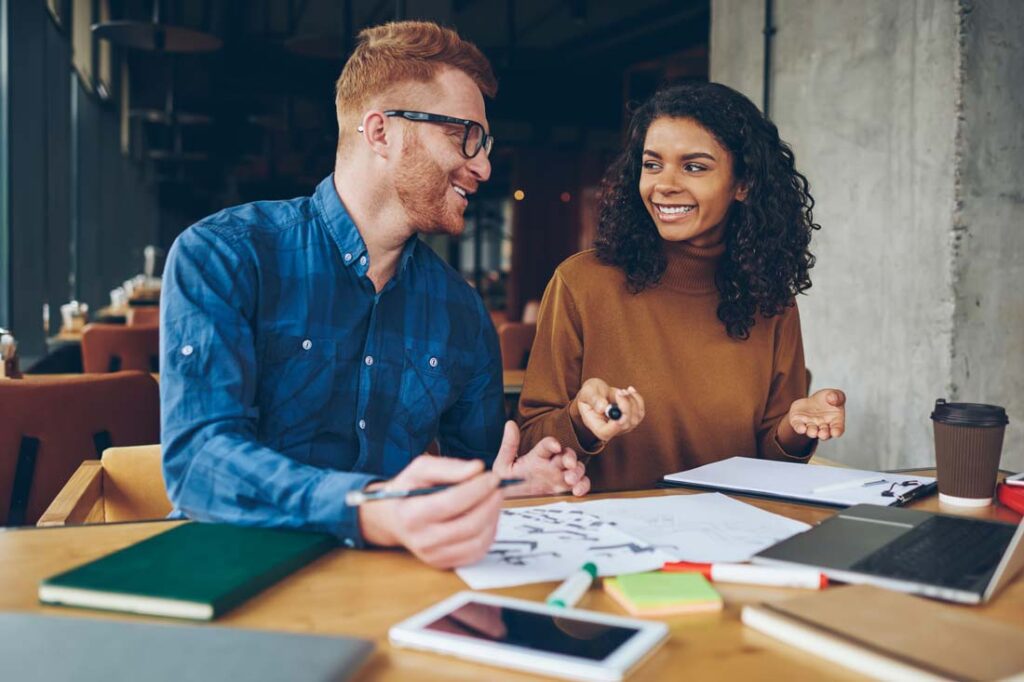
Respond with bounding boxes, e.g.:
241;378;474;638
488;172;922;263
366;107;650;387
39;522;337;620
741;584;1024;681
0;613;373;682
662;456;936;507
603;571;723;617
998;483;1024;516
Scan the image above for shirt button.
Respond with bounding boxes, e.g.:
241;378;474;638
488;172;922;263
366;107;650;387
364;355;374;366
343;539;355;548
181;345;194;356
429;357;438;368
301;339;312;350
359;255;367;266
358;419;366;430
344;253;353;262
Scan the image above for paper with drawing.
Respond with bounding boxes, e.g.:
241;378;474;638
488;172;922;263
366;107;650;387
456;493;810;589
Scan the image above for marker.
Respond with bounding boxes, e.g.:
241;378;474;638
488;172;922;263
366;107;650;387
546;562;598;608
810;477;888;495
663;561;828;589
604;403;622;420
344;477;525;506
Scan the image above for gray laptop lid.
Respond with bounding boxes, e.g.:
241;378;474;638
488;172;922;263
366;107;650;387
0;613;374;682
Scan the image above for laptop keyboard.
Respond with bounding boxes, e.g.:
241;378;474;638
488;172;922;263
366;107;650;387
850;515;1016;590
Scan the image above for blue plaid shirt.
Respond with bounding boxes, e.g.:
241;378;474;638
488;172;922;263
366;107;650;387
160;175;505;547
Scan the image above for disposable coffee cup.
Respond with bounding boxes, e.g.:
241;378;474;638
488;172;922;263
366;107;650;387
931;399;1008;507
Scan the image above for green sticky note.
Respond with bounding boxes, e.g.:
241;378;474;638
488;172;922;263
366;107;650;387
610;571;721;606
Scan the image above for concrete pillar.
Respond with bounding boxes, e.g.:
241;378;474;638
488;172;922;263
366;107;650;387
710;0;1024;470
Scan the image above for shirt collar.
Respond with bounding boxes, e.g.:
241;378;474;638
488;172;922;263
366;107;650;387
315;173;419;274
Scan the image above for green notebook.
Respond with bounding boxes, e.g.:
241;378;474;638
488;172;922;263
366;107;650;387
39;523;337;621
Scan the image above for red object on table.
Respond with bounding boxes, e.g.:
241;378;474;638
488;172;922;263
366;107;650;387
997;483;1024;516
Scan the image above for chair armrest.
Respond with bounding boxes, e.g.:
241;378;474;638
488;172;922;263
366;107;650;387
37;460;105;526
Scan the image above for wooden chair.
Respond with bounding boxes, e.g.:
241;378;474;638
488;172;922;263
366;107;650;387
38;444;170;526
521;299;540;324
497;322;536;370
80;323;159;373
0;372;159;526
126;305;159;327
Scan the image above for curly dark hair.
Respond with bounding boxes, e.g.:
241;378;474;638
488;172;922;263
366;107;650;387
594;82;819;339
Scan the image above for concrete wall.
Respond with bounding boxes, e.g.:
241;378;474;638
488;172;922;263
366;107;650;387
710;0;1024;471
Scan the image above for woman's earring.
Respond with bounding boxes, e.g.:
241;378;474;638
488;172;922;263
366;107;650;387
356;125;364;133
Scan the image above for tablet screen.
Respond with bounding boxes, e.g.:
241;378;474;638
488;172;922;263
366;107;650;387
424;600;640;662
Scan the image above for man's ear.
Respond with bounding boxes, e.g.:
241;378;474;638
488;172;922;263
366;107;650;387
360;111;391;158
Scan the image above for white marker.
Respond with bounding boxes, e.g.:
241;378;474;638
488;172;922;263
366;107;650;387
546;562;598;608
664;561;828;589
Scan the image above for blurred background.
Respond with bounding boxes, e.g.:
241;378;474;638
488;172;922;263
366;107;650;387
0;0;1021;472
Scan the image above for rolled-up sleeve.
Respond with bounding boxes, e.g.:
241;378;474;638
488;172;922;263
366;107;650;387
160;225;375;546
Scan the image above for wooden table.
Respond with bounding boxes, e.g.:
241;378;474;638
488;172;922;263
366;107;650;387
2;482;1021;681
503;369;525;395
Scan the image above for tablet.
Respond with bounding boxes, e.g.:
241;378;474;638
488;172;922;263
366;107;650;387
389;591;668;681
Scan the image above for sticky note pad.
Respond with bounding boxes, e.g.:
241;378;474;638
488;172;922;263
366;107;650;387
604;571;723;617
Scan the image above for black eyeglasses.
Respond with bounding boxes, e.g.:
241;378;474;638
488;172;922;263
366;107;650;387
384;110;494;159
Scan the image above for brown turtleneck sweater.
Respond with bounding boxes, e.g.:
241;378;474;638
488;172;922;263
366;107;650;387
517;242;811;492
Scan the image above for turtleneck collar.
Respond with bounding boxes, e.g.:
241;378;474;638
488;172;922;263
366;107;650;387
658;239;725;293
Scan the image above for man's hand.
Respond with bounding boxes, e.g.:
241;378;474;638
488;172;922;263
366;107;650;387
492;421;591;497
357;455;503;569
575;378;645;446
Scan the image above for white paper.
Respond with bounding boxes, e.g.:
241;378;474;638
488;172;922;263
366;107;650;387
455;504;675;589
570;493;811;563
663;457;935;507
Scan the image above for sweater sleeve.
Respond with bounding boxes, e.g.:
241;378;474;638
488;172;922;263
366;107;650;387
517;269;605;457
758;302;816;462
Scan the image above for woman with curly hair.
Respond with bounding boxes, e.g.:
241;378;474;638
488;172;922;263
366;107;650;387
517;82;847;492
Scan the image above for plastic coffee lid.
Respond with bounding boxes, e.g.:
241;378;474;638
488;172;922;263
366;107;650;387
931;399;1008;426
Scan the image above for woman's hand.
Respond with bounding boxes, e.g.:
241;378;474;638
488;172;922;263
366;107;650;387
574;378;645;445
786;389;846;441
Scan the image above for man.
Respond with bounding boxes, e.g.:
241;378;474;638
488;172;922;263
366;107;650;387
160;21;590;569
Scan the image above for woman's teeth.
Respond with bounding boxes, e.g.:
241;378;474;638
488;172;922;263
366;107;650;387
656;204;695;215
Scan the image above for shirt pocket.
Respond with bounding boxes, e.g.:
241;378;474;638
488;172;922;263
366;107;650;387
258;333;337;443
397;348;462;444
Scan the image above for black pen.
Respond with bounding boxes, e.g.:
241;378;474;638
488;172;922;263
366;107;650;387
344;477;526;506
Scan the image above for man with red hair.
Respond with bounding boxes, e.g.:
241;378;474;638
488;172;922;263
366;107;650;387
161;22;590;569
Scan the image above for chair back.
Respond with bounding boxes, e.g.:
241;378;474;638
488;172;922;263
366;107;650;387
126;306;159;327
498;322;537;370
0;372;159;525
101;445;171;522
80;323;159;373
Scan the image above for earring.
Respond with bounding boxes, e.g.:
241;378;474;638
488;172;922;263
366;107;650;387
356;125;364;133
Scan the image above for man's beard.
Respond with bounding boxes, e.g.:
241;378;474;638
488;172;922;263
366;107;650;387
395;132;466;237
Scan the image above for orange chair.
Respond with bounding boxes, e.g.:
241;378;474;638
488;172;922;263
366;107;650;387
80;323;159;373
498;322;536;370
126;305;159;327
0;372;160;526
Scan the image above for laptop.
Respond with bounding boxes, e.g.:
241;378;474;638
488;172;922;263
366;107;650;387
752;504;1024;604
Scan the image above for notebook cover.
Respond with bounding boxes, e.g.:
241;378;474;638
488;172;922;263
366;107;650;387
39;523;336;620
750;584;1024;681
0;613;373;682
604;572;723;616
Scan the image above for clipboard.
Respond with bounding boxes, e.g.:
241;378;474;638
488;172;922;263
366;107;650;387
660;457;936;508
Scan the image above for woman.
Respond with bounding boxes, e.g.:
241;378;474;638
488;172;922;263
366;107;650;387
518;82;846;492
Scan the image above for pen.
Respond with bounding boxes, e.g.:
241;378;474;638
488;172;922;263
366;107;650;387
344;477;525;506
663;561;828;589
810;477;887;495
546;562;598;608
604;403;622;420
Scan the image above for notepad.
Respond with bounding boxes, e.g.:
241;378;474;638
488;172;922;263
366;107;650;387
39;523;336;620
604;572;723;617
662;457;935;507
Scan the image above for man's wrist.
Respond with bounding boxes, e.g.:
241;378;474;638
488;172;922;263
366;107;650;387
776;416;814;457
356;481;398;547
